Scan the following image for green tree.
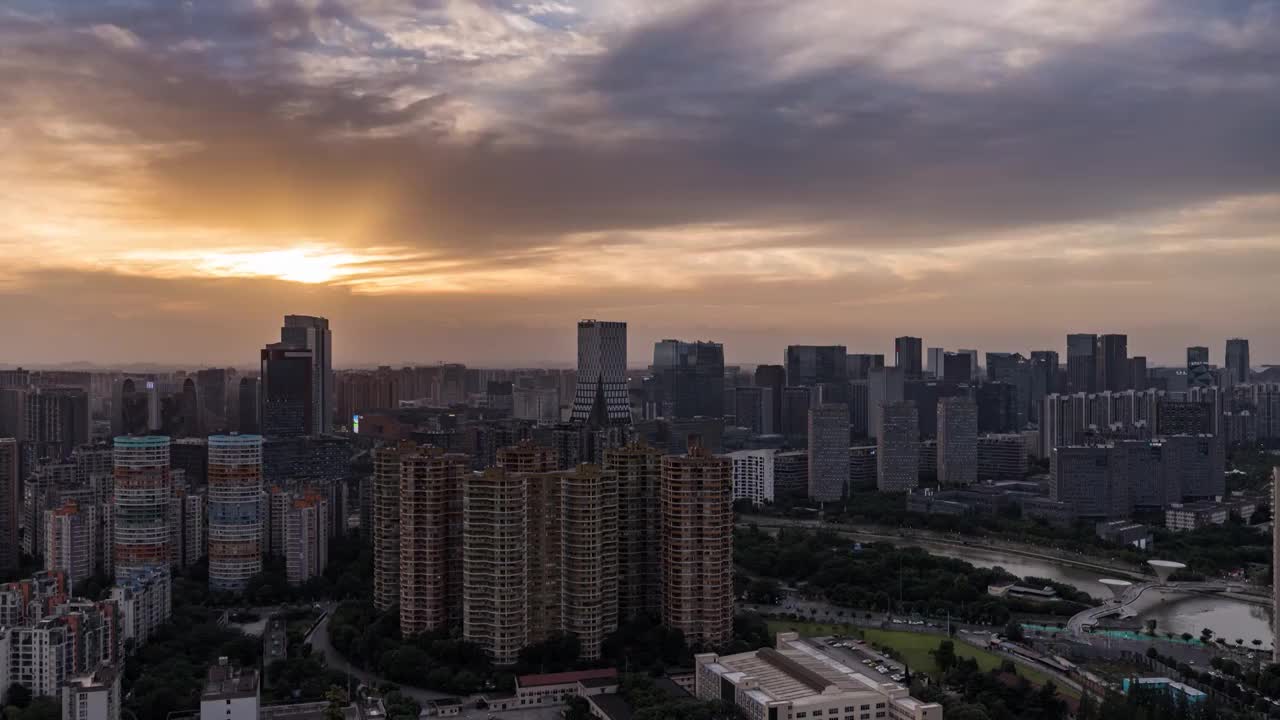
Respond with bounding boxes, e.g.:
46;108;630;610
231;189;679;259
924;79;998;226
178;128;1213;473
4;685;31;709
930;640;957;672
323;687;345;720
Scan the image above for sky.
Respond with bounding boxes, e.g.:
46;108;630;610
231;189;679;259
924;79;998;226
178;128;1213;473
2;0;1279;368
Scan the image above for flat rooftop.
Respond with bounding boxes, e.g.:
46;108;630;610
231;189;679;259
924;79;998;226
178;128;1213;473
709;635;892;705
204;664;259;700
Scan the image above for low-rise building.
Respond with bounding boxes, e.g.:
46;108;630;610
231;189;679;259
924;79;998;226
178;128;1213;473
695;632;943;720
727;449;776;506
200;661;259;720
485;668;620;711
1095;520;1152;549
1165;502;1229;532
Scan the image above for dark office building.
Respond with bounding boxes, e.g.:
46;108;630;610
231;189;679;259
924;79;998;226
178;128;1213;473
261;344;314;437
238;377;260;433
263;435;353;486
1066;333;1097;394
846;354;885;381
986;353;1031;429
733;386;765;434
1226;338;1250;385
196;368;229;431
1029;350;1059;421
172;438;208;485
785;345;848;387
781;386;812;444
905;380;970;439
1129;356;1148;392
652;339;725;419
942;352;973;384
1158;401;1213;436
753;365;786;436
113;378;151;437
894;337;923;379
1096;334;1129;393
977;382;1017;434
1186;347;1213;388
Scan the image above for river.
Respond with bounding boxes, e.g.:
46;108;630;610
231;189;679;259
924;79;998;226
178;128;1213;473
926;542;1273;645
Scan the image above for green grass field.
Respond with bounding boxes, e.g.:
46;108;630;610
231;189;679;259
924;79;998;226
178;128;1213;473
765;621;1074;697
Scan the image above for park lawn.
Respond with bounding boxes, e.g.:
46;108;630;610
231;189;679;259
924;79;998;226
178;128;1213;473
767;619;860;639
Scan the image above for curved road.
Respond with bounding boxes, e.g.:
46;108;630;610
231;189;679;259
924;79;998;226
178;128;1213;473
307;611;452;706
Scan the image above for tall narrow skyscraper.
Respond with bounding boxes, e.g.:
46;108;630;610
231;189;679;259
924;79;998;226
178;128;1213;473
894;337;923;379
571;320;630;426
651;339;725;419
1095;334;1129;393
1187;346;1213;388
926;348;946;379
937;398;977;487
207;434;264;593
877;402;919;492
0;438;18;576
1066;333;1097;393
807;405;849;502
280;315;333;435
260;345;313;437
1226;338;1250;385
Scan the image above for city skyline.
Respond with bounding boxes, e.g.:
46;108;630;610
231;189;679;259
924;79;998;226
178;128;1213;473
3;1;1280;365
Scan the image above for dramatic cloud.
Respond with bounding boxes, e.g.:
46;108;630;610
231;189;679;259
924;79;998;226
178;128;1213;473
1;0;1279;365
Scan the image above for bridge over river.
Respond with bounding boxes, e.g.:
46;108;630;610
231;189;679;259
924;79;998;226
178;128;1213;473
1067;560;1253;637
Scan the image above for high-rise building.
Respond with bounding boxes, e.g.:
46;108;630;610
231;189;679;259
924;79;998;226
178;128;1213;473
1066;333;1097;394
284;492;328;585
1050;446;1128;520
571;320;630;426
942;352;973;384
280;315;333;434
986;352;1031;429
1273;468;1279;662
876;402;918;492
866;366;904;439
807;405;848;502
462;467;527;665
660;440;733;648
112;436;171;577
44;500;98;589
1029;350;1060;419
371;441;418;611
1129;356;1148;392
1186;347;1213;388
237;378;260;434
845;354;885;381
1096;334;1129;393
399;450;468;636
937;398;977;487
780;386;812;443
558;464;619;660
207;434;264;593
1226;338;1250;385
894;337;923;379
726;449;775;507
785;346;848;388
0;438;17;576
604;442;662;621
733;386;766;434
977;434;1028;480
524;470;562;644
926;348;945;379
753;365;786;435
260;345;313;437
196;368;229;433
651;340;725;419
63;666;122;720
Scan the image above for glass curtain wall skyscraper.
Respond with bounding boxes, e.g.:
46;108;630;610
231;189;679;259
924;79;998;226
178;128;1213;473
571;320;630;426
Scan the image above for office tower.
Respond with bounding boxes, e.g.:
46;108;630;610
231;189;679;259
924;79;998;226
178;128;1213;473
1187;346;1209;366
0;438;16;576
977;434;1028;480
399;450;468;637
1187;347;1213;388
1096;334;1129;393
977;382;1017;434
112;436;171;576
171;437;208;486
559;464;619;660
44;501;98;588
925;348;945;379
196;368;229;432
784;345;848;388
780;386;812;443
733;386;766;434
260;344;313;437
1050;446;1128;520
846;353;885;381
753;365;786;435
726;449;775;506
866;366;904;439
604;442;663;620
571;320;630;426
512;386;559;423
207;434;264;593
1164;434;1225;501
372;441;417;611
986;352;1031;428
876;402;918;492
279;315;333;434
1226;338;1250;385
937;398;977;487
942;352;973;384
1029;350;1059;418
957;349;980;380
284;492;328;585
660;440;733;648
233;378;258;435
462;467;527;665
1129;356;1148;392
807;405;849;502
651;340;725;419
1066;333;1097;393
894;337;923;379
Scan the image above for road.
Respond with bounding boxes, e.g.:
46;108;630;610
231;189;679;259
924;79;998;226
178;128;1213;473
307;611;453;706
740;515;1153;581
